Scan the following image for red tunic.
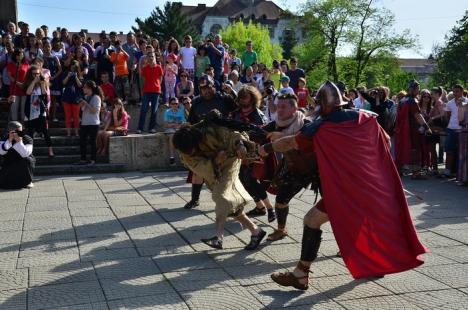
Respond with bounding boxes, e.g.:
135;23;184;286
394;96;422;167
295;110;428;279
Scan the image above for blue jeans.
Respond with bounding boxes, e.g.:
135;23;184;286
138;92;160;131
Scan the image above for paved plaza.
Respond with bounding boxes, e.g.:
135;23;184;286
0;171;467;309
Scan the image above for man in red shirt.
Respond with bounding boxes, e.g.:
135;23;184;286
99;72;116;107
137;51;163;133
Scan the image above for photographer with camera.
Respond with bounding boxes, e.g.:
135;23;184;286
62;60;83;137
0;121;35;189
110;40;130;103
262;80;279;122
23;65;54;157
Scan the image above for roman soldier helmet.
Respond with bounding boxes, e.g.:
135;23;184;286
315;81;348;108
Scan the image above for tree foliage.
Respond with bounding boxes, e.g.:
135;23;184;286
133;2;199;43
296;0;417;89
349;0;416;87
432;10;468;86
220;21;283;67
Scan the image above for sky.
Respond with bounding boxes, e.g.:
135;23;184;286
17;0;466;58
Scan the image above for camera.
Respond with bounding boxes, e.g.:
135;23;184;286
16;130;25;137
265;86;274;96
39;75;45;82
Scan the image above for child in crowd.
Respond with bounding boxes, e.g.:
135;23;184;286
295;77;310;108
96;98;129;156
194;46;210;94
278;75;294;95
100;72;116;108
164;53;178;104
163;97;186;165
62;61;83;137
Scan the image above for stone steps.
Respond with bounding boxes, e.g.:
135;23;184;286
34;163;126;175
34;145;81;156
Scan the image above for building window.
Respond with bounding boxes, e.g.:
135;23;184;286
210;24;222;34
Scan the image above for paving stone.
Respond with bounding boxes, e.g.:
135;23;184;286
106;194;149;206
0;231;22;244
126;223;176;238
417;251;457;266
77;233;133;249
165;268;238;291
68;201;109;209
338;295;422;309
28;281;105;310
111;205;155;217
417;231;465;248
153;252;219;272
137;245;195;256
49;302;109;310
101;275;175;300
29;262;97;286
20;240;77;257
373;270;449;293
108;293;189;310
0;288;27;310
26;197;68;208
261;243;301;263
23;210;70;220
72;216;118;226
209;249;275;267
311;274;393;301
0;269;28;291
440;246;468;263
23;218;73;231
0;211;24;221
0;258;18;271
0;220;23;232
131;233;189;248
70;207;114;217
119;214;166;229
21;228;76;242
17;251;79;268
248;282;339;309
401;289;468;310
224;263;287;286
416;263;468;288
80;247;140;262
67;190;106;202
180;286;264;310
94;258;160;280
434;229;468;244
75;224;125;238
145;194;187;205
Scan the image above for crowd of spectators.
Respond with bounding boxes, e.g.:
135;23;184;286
0;21;467;184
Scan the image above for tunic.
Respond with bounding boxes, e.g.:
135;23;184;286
179;123;254;218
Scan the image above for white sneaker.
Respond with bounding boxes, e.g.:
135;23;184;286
26;183;34;189
150;129;157;133
136;130;142;134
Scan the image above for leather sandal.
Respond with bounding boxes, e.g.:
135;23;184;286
271;262;310;290
267;229;288;241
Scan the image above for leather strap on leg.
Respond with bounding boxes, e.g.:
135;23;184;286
275;206;289;227
300;226;322;262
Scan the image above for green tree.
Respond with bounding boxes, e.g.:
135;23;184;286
133;2;199;43
299;0;359;82
220;21;283;67
350;0;416;87
433;11;468;86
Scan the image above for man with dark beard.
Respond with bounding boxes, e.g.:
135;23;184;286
184;75;237;209
262;94;318;242
259;81;427;290
231;85;276;223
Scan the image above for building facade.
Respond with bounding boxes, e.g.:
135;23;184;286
179;0;300;44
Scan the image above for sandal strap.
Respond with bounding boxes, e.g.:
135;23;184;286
297;261;310;274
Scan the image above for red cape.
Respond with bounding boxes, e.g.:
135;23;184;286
312;112;428;279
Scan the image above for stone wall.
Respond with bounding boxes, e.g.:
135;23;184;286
108;133;183;171
108;104;184;171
